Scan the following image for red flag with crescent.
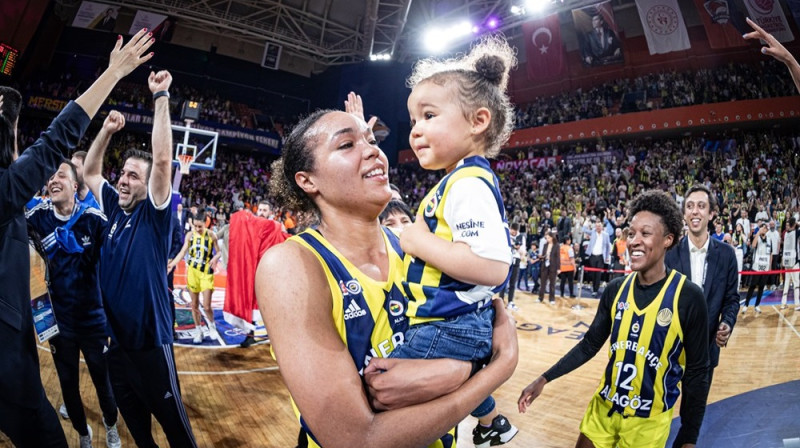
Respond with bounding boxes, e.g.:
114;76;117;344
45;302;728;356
523;13;565;81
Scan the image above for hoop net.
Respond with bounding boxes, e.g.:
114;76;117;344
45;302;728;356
178;154;194;175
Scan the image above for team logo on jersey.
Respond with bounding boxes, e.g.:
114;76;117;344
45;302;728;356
81;235;91;246
617;302;629;311
424;194;439;218
108;222;117;239
344;299;367;320
389;300;404;317
631;322;640;334
656;308;673;327
338;279;363;296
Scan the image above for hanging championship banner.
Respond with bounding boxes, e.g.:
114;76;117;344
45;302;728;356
693;0;749;48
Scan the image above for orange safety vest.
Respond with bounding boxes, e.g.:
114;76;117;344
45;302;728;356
614;238;627;263
560;244;575;272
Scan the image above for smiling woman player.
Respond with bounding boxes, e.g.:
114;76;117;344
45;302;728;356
517;190;710;448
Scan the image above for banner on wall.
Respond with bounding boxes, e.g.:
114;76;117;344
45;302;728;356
24;98;282;153
742;0;794;42
636;0;691;54
522;13;565;81
493;156;561;172
71;1;119;32
572;1;624;67
692;0;749;48
130;11;177;42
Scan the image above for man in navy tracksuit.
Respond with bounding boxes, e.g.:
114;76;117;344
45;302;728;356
26;161;121;447
84;72;198;447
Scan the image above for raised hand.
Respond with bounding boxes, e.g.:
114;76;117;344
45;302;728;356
148;70;173;94
108;29;155;78
344;91;378;129
744;18;793;64
103;110;126;134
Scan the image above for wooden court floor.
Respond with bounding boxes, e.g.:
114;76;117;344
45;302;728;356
4;289;799;447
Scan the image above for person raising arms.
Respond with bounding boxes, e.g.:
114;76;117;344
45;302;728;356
0;29;153;446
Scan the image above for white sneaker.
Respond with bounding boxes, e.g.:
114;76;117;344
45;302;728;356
755;306;762;314
507;302;520;311
104;422;121;448
192;330;203;344
741;306;747;314
59;403;70;419
781;304;787;310
79;425;93;448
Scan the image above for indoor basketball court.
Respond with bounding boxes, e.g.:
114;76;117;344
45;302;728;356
25;284;800;447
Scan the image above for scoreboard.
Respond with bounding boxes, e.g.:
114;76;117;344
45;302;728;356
0;43;18;76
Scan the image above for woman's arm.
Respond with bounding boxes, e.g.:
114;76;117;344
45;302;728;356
744;17;800;94
363;298;515;410
75;29;154;117
256;242;518;448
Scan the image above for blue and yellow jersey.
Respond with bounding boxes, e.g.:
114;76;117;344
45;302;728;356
405;156;510;325
596;270;688;418
187;229;214;273
288;228;456;448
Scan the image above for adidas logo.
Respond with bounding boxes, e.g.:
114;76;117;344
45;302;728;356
344;299;367;320
164;391;173;399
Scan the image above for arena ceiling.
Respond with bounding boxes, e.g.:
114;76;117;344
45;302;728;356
60;0;635;67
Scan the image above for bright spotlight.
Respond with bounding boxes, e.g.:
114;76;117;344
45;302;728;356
486;16;500;29
423;20;474;53
454;20;473;36
510;5;523;15
525;0;548;13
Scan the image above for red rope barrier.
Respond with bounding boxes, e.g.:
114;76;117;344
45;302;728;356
581;266;800;276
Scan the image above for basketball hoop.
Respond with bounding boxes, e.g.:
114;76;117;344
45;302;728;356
178;154;194;175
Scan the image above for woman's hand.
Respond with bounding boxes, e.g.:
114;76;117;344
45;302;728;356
108;29;155;79
363;358;470;411
517;376;547;413
743;17;795;65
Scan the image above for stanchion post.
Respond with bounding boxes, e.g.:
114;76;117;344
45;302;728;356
572;266;585;310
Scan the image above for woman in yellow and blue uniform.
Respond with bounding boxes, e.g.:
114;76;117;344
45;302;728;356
255;108;518;448
519;190;710;448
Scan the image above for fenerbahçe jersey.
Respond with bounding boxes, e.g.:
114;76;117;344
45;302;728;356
289;228;456;448
405;156;510;325
596;270;688;418
187;229;214;274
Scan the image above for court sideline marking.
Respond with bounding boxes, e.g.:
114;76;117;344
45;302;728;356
772;305;800;340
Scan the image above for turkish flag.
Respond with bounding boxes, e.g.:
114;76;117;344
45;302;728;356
523;14;565;81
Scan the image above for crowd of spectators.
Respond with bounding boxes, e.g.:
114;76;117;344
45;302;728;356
392;130;800;281
20;70;300;134
513;60;799;129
